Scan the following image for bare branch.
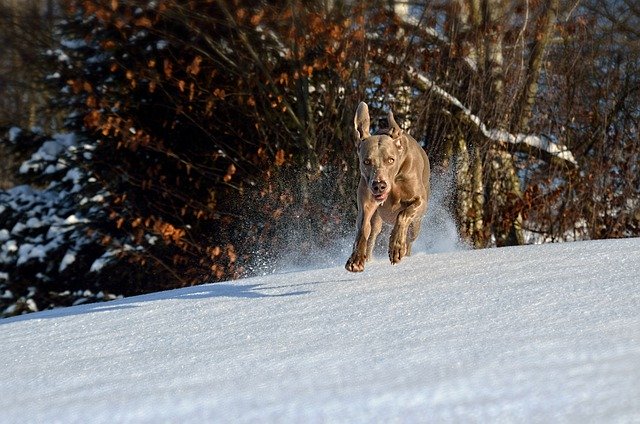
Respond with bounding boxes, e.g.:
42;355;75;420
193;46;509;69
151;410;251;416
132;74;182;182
393;58;577;167
213;0;307;137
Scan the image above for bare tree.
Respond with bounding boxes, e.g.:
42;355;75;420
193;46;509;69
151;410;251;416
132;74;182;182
0;0;60;189
374;0;579;246
0;0;58;128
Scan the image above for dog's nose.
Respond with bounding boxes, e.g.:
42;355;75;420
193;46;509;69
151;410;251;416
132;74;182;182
372;179;387;194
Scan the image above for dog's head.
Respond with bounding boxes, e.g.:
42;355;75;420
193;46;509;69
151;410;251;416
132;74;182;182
353;102;407;204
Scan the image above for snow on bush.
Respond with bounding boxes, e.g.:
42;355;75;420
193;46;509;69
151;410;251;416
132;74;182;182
0;128;124;317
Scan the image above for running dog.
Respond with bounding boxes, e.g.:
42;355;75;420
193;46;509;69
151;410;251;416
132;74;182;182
346;102;430;272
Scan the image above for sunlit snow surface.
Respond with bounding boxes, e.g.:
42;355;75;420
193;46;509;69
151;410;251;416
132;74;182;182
1;239;639;423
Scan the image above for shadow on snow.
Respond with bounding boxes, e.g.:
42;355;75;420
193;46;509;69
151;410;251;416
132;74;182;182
0;280;319;325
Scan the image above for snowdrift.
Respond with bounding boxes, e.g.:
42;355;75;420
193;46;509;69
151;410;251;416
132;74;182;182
1;238;639;422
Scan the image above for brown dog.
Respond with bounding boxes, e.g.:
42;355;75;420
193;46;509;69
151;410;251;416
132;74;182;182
346;102;430;272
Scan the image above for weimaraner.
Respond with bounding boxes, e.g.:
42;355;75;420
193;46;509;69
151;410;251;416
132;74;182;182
346;101;430;272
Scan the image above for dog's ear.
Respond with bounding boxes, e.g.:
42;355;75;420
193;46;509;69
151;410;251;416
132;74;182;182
387;110;405;150
354;102;371;143
387;110;404;139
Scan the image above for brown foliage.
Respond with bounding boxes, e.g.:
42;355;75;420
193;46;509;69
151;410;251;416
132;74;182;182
51;0;369;291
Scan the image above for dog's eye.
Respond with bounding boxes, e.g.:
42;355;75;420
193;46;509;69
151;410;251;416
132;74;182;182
387;158;395;164
363;159;372;166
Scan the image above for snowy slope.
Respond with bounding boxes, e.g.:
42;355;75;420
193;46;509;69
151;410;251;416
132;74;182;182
1;238;639;423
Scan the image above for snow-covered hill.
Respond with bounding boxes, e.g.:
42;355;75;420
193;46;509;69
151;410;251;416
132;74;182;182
1;239;639;423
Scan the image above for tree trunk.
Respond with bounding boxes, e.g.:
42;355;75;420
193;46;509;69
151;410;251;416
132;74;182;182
455;0;482;68
455;135;472;241
482;0;525;246
471;148;487;246
487;148;525;246
511;0;560;133
483;0;506;104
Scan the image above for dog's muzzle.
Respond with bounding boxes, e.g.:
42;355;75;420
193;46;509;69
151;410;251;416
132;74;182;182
371;179;388;202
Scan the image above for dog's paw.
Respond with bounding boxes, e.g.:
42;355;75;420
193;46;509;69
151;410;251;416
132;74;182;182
345;254;366;272
388;238;407;265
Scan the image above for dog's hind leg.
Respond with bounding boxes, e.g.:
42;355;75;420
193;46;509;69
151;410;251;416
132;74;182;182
389;197;426;264
405;220;422;256
365;211;383;262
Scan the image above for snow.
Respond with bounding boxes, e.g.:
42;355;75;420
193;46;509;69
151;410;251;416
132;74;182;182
1;238;639;423
8;126;22;142
25;217;42;229
63;167;83;184
59;250;76;272
89;252;113;273
19;133;78;174
60;38;87;49
3;239;18;253
10;222;26;235
64;214;80;224
16;243;47;265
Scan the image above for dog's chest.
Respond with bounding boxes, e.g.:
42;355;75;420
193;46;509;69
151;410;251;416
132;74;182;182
377;198;402;223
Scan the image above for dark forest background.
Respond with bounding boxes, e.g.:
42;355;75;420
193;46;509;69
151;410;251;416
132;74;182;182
1;0;638;316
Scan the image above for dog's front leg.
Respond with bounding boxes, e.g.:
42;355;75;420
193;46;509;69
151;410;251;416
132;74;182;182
389;196;425;264
346;204;377;272
365;211;383;262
